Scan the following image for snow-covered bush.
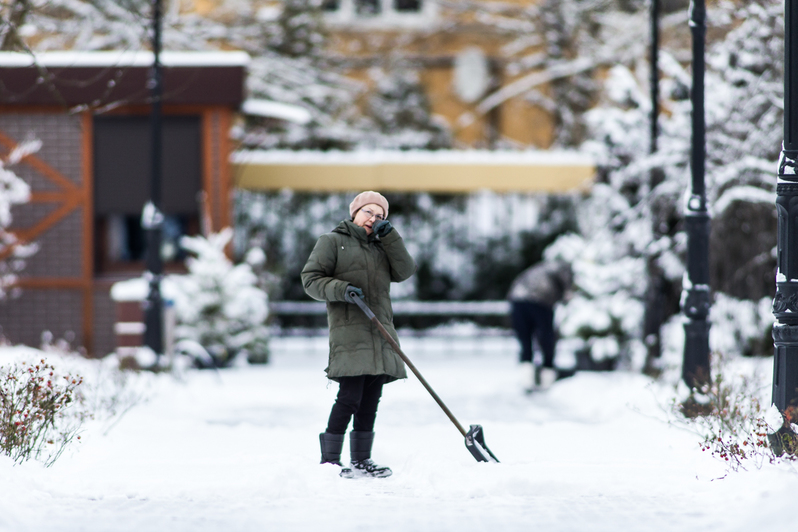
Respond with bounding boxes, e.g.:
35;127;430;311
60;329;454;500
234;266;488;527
171;229;270;367
0;358;88;466
0;139;40;301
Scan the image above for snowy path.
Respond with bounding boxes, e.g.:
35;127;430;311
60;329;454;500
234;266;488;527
1;337;796;532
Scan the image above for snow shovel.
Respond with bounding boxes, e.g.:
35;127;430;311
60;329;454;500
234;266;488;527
350;292;499;463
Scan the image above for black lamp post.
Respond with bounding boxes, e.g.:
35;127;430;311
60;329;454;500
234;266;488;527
680;0;711;388
650;0;659;155
642;0;662;373
772;0;798;423
143;0;164;357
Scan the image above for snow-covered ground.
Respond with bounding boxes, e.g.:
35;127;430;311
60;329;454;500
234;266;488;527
0;336;796;532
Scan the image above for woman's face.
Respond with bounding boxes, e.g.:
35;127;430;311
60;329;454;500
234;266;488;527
353;203;386;235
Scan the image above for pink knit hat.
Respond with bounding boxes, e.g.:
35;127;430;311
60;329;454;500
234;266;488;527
349;191;389;219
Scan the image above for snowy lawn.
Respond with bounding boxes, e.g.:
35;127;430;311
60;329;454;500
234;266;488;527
1;336;796;532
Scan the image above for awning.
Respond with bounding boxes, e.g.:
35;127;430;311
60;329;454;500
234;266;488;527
231;150;594;193
240;99;312;124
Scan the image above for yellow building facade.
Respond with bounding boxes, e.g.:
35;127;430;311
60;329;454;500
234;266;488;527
192;0;554;149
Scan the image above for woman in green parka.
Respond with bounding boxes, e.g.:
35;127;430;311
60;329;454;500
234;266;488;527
301;191;416;478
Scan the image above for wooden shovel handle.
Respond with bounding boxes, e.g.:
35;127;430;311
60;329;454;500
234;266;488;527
350;294;468;437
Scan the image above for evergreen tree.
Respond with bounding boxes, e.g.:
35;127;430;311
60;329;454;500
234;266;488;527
270;0;327;58
538;0;598;147
705;2;782;301
171;229;270;367
365;68;452;150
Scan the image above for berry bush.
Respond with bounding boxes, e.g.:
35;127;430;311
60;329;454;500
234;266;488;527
672;354;796;473
0;359;90;466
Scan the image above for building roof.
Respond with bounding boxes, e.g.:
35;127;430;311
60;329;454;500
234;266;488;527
0;51;249;108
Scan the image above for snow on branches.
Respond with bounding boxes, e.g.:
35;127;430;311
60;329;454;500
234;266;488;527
544;0;783;370
0;139;40;300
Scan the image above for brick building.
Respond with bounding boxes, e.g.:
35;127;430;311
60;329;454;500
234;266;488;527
0;51;247;356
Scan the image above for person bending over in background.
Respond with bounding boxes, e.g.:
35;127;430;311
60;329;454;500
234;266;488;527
507;260;573;393
301;191;416;478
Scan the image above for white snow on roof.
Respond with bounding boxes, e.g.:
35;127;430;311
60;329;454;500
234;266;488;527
241;99;312;125
0;51;250;68
231;149;595;166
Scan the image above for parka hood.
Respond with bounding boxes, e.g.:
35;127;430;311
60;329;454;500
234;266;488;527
333;220;375;242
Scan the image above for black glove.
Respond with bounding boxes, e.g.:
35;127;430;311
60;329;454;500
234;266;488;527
373;219;393;238
344;286;364;304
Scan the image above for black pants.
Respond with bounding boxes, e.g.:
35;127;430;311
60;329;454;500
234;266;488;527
511;300;555;368
326;375;387;435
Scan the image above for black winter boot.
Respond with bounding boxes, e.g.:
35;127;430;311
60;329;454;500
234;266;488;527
349;431;392;478
319;432;353;478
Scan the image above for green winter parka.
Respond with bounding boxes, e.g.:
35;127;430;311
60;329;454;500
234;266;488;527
301;220;416;383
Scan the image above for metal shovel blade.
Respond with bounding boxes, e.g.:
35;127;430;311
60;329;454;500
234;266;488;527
465;424;500;463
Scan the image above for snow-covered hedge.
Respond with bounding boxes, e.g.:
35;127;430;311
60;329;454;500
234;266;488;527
234;189;578;304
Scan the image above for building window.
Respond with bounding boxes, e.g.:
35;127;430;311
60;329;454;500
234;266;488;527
394;0;421;11
356;0;381;15
323;0;433;28
93;115;202;274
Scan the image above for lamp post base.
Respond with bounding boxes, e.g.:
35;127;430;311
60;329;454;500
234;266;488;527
772;322;798;413
683;318;710;388
143;274;164;357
